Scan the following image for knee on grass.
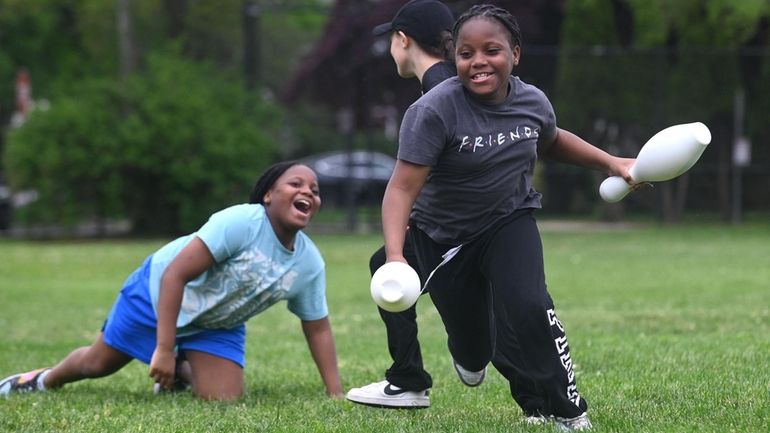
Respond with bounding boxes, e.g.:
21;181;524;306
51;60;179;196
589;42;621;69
193;385;244;401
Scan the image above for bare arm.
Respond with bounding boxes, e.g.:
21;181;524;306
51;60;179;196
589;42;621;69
150;237;215;389
543;128;635;183
382;159;431;263
301;317;343;398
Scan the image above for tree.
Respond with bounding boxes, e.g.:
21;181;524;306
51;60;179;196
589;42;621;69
554;0;770;222
4;52;283;235
0;1;330;235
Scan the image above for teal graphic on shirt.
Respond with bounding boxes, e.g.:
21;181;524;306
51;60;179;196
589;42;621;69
148;204;327;336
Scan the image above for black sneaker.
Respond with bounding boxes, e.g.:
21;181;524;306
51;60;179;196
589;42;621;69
0;368;51;396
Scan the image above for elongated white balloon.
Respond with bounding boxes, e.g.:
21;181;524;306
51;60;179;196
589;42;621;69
600;122;712;203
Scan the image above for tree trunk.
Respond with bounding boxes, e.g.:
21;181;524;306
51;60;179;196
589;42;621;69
117;0;138;81
164;0;188;39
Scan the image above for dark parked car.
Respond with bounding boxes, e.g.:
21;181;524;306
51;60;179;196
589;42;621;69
300;150;396;207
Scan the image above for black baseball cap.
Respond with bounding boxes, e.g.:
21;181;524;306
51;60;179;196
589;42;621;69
372;0;455;49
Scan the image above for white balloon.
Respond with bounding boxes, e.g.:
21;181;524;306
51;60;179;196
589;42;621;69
599;122;711;203
370;262;422;313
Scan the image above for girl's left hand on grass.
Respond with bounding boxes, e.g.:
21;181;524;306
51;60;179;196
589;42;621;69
149;348;177;390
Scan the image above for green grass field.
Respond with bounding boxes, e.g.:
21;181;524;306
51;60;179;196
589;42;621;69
1;220;768;432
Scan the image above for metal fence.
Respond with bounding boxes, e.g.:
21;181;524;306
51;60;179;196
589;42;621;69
517;46;770;222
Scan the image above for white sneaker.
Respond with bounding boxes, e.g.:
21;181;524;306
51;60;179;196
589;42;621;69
524;415;548;425
451;359;486;387
554;412;592;431
346;380;430;408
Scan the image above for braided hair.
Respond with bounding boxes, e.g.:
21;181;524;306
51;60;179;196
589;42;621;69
453;4;522;50
248;160;301;204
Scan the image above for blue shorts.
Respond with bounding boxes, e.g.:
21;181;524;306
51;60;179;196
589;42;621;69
102;256;247;368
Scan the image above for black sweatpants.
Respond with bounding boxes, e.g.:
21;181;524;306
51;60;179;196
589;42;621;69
407;209;588;418
368;238;433;391
370;231;551;415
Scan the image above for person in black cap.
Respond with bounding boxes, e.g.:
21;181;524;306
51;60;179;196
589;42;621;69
371;0;455;89
345;0;455;409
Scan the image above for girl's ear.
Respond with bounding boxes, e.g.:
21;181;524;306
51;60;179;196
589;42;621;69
512;45;521;66
395;30;409;48
263;190;272;205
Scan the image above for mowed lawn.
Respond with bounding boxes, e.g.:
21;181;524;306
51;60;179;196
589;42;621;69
0;220;768;433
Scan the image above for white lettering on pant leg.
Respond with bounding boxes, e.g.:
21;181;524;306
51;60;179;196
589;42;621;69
567;384;581;407
547;308;564;332
560;353;575;382
554;335;569;354
548;308;582;408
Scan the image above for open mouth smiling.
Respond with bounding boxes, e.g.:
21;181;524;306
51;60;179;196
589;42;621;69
294;198;312;214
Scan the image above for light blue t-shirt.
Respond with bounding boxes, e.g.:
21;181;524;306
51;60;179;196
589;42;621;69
148;203;327;336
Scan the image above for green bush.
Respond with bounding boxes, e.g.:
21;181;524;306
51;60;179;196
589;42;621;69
4;51;283;235
4;79;125;227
